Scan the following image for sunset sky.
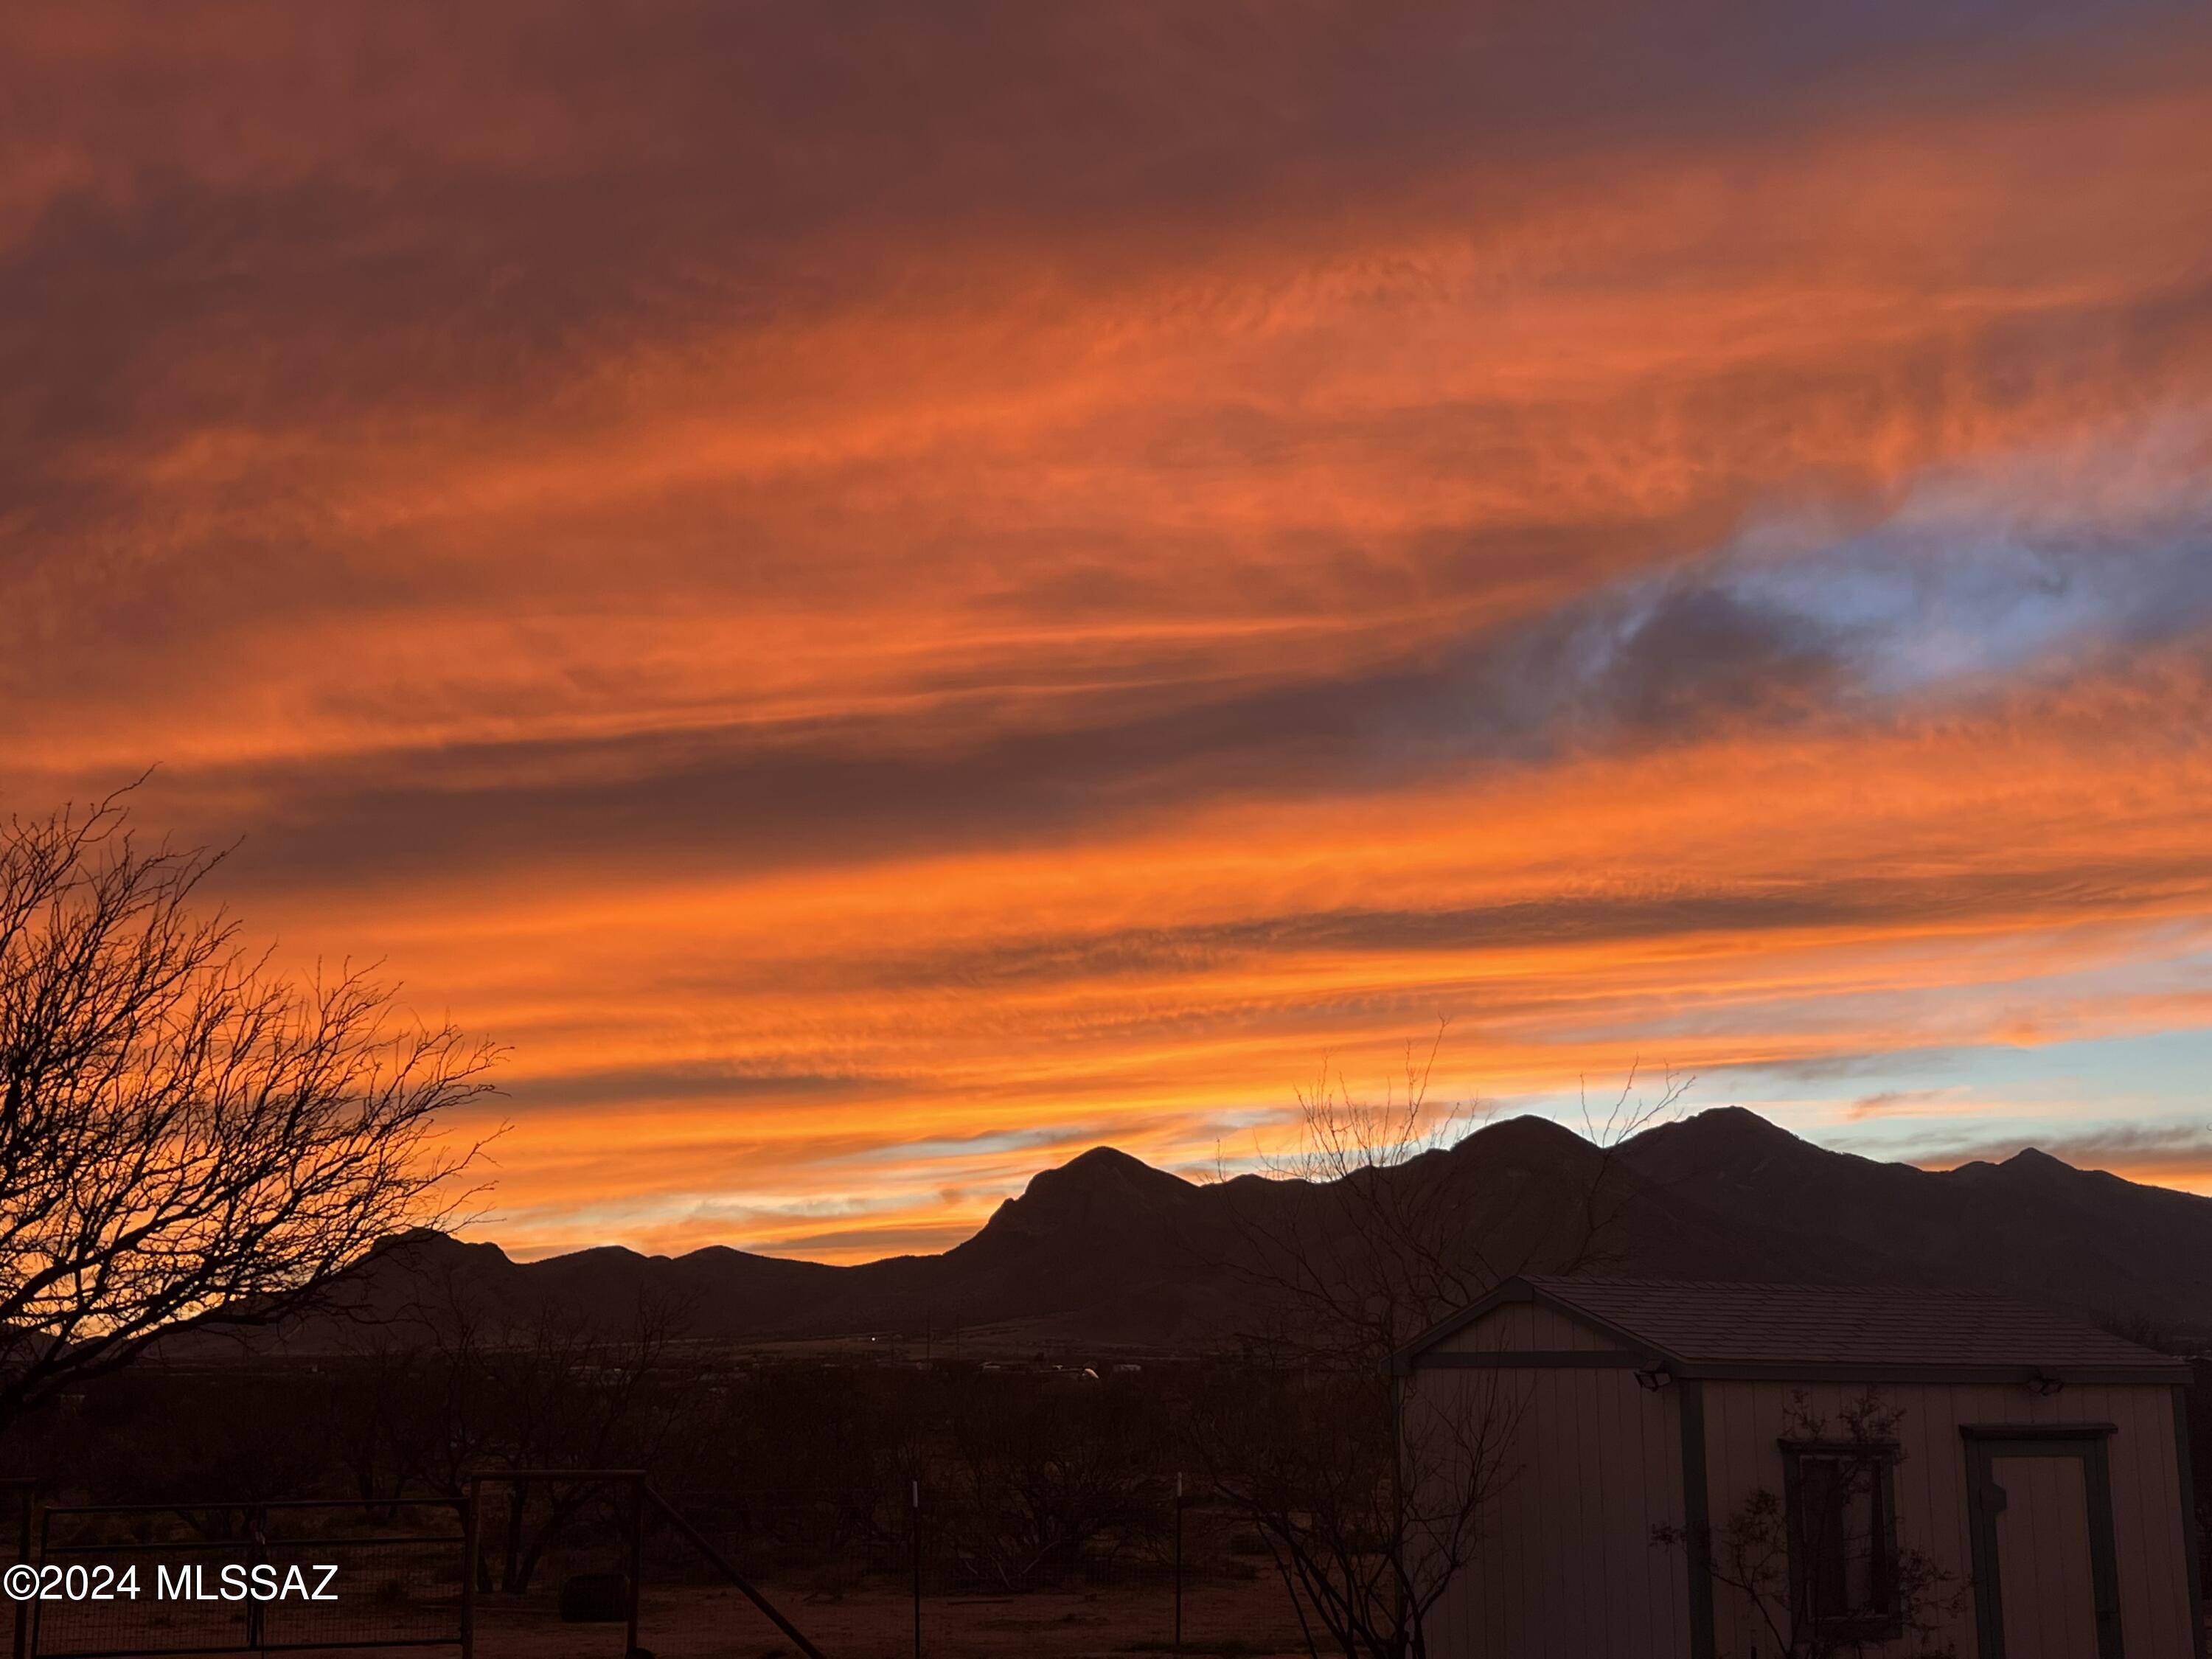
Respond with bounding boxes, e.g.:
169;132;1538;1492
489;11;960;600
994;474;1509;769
4;2;2211;1262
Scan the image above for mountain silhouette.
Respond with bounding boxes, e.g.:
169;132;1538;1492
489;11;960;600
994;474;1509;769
163;1107;2212;1356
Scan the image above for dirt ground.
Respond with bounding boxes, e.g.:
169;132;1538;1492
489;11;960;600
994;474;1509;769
472;1576;1312;1658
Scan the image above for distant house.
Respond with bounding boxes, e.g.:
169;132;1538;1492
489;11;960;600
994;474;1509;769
1394;1276;2202;1658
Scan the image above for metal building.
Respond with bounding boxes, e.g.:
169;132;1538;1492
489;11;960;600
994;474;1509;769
1396;1276;2202;1658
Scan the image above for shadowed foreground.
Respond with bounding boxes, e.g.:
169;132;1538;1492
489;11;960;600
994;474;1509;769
468;1579;1307;1658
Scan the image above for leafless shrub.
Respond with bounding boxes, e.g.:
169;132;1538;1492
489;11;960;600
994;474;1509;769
1654;1391;1964;1658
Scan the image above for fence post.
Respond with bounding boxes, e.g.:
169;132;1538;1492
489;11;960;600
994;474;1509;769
459;1483;479;1659
10;1481;31;1659
1173;1471;1183;1653
911;1478;922;1659
624;1479;644;1659
246;1504;266;1656
29;1506;49;1659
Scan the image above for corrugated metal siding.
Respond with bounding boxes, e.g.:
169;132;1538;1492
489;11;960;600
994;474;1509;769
1699;1380;2194;1658
1418;1365;1690;1658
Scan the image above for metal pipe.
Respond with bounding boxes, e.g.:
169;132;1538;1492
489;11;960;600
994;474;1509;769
639;1486;828;1659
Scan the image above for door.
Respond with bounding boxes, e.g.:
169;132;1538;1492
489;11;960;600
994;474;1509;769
1963;1430;2126;1659
1989;1454;2099;1658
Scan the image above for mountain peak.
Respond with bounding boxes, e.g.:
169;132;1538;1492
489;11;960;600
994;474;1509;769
1622;1104;1807;1155
1456;1113;1592;1154
1996;1145;2084;1180
1677;1104;1801;1139
369;1228;514;1269
1060;1144;1159;1177
965;1144;1195;1248
1022;1144;1193;1205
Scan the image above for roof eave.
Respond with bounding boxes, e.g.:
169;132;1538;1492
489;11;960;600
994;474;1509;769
1388;1274;1688;1377
1401;1353;2191;1387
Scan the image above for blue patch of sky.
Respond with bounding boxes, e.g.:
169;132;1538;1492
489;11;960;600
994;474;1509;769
1514;1026;2212;1172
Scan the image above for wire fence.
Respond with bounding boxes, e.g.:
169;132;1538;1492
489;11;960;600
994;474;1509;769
459;1473;1270;1608
3;1475;1279;1659
643;1481;1266;1598
24;1500;466;1659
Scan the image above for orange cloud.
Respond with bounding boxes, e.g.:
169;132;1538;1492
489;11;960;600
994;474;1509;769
4;2;2212;1256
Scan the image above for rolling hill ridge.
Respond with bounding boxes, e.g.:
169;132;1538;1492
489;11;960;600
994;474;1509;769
173;1107;2212;1356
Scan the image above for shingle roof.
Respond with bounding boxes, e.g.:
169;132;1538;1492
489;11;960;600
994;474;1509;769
1522;1276;2182;1372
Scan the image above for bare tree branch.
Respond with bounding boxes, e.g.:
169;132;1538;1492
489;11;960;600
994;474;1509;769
0;788;501;1432
1194;1027;1691;1657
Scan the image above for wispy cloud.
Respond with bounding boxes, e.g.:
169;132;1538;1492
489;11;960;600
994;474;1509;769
4;2;2211;1252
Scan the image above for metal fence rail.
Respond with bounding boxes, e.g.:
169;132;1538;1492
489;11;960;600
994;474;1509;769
25;1500;467;1659
0;1470;1269;1658
7;1478;842;1659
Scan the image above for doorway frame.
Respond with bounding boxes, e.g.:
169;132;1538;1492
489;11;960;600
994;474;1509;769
1961;1423;2124;1659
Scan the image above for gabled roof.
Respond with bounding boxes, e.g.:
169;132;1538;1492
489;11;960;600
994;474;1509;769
1394;1275;2192;1384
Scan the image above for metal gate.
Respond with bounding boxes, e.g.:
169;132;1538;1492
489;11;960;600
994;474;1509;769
8;1478;828;1659
21;1498;468;1659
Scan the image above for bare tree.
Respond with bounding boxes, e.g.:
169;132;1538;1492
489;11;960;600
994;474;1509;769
1228;1034;1689;1364
0;789;499;1433
1231;1030;1497;1367
1198;1029;1690;1658
1567;1062;1695;1277
476;1300;692;1594
941;1372;1164;1591
1197;1357;1521;1659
